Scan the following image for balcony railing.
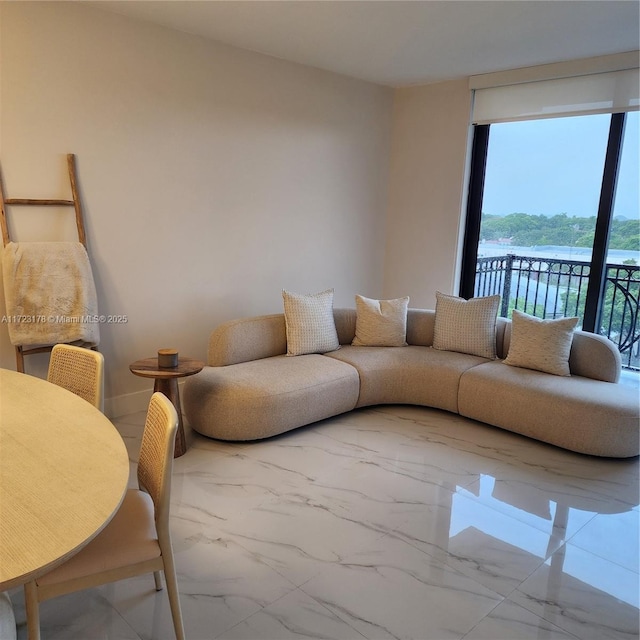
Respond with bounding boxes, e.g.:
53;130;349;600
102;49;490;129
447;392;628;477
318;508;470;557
475;254;640;370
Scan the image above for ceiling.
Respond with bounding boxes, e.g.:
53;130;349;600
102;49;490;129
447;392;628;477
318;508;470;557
92;1;640;87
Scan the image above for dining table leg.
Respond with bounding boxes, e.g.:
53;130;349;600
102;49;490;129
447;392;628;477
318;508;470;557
24;581;41;640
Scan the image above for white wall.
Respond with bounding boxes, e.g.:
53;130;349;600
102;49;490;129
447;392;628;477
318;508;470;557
0;3;393;413
383;79;472;308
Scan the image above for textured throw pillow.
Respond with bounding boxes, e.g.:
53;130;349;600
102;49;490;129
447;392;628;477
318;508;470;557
282;288;340;356
352;295;410;347
433;291;500;359
504;309;578;376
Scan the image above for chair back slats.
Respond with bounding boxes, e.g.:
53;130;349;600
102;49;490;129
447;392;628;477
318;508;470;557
138;393;178;526
47;344;104;411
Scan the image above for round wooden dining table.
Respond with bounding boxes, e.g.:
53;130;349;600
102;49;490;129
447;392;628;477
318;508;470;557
0;368;130;592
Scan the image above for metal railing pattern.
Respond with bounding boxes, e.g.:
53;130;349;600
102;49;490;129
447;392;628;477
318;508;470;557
475;254;640;370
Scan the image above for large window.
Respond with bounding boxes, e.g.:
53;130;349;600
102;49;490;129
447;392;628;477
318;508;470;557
460;111;639;369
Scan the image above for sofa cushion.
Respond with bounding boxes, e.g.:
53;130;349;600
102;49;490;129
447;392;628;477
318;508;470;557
458;360;639;457
352;295;410;347
326;345;488;412
183;354;359;441
504;310;578;376
433;292;500;359
282;288;340;356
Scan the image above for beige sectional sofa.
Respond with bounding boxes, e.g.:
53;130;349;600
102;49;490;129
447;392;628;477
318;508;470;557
183;308;639;458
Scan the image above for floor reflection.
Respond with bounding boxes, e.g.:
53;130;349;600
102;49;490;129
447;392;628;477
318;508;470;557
10;404;640;640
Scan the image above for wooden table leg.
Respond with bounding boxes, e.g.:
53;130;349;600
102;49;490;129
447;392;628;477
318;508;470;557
24;582;40;640
153;378;187;458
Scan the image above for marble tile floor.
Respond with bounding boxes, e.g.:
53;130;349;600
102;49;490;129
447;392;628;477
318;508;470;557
9;404;639;640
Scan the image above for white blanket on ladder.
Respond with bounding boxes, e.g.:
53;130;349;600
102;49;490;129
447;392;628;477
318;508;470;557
2;242;100;347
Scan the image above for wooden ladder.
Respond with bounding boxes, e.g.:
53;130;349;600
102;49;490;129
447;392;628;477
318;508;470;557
0;154;96;372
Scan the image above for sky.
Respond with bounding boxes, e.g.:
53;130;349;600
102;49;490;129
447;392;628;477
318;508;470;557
482;111;639;221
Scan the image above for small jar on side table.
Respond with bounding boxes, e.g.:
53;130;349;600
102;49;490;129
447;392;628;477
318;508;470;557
129;355;204;457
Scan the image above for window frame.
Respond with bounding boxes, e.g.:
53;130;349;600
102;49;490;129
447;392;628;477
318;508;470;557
459;112;629;338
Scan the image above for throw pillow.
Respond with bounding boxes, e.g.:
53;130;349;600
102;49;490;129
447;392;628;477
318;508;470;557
433;291;500;359
282;288;340;356
352;295;410;347
504;309;578;376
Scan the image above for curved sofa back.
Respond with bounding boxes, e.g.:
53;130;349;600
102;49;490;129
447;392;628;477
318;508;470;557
208;314;287;366
208;307;621;382
336;308;509;356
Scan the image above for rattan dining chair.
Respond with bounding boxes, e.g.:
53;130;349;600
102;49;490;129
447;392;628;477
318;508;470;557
47;344;104;411
24;392;186;640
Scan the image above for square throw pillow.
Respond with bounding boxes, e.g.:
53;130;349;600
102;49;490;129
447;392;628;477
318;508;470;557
433;291;500;359
504;309;578;376
352;294;410;347
282;288;340;356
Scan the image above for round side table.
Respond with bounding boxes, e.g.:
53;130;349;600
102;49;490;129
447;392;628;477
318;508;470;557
129;357;204;457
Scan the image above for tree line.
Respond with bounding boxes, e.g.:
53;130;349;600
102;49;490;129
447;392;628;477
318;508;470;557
481;212;639;252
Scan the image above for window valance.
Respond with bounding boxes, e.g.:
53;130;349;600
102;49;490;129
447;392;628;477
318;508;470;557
470;52;639;124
